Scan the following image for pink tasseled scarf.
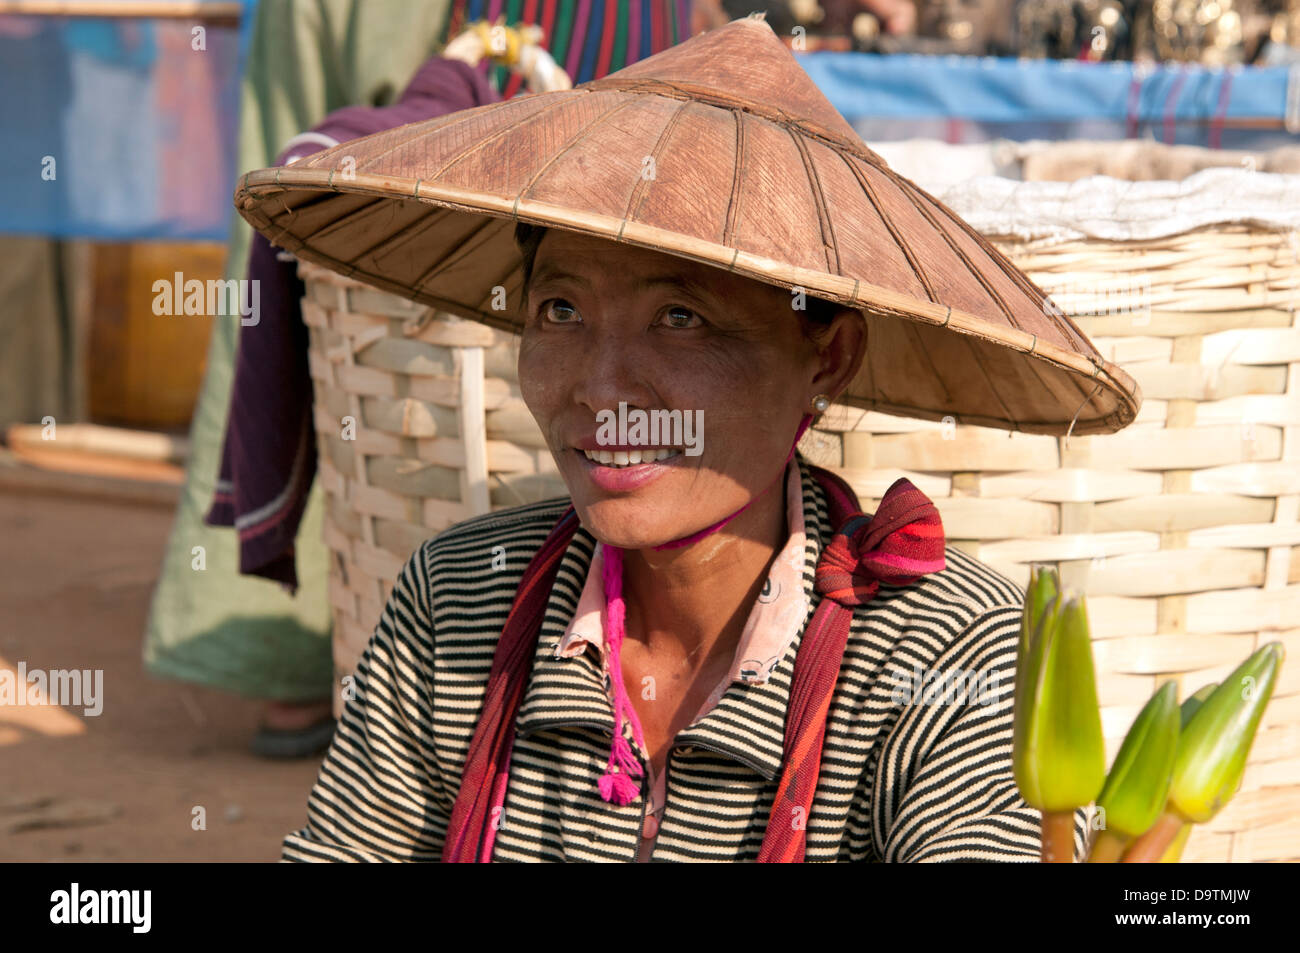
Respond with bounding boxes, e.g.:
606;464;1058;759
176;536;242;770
442;414;947;862
594;416;812;804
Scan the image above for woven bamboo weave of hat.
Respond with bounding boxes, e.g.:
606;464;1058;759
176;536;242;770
235;15;1140;438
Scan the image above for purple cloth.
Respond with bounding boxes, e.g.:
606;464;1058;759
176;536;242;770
207;58;498;592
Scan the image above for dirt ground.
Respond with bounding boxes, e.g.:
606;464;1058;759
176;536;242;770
0;489;321;862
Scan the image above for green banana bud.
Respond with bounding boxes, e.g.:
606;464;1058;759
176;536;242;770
1180;682;1217;731
1012;566;1059;768
1145;683;1217;864
1018;565;1059;664
1013;586;1107;814
1096;681;1180;841
1167;643;1285;824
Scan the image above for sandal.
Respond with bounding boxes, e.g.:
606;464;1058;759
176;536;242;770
250;717;336;759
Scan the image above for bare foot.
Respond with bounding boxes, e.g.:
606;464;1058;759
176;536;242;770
262;699;333;732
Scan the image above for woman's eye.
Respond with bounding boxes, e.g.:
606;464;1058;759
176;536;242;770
541;299;579;324
659;306;703;330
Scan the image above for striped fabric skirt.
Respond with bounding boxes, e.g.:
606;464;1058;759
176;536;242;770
445;0;691;98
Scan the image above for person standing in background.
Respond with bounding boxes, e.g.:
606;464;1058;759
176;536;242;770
144;0;696;758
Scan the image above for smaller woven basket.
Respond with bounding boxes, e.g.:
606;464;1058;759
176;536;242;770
298;260;564;709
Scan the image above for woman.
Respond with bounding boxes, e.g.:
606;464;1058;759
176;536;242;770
237;16;1140;861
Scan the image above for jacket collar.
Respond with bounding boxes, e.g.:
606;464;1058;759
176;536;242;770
514;456;833;781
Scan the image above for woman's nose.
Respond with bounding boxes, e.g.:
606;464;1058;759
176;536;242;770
569;325;655;415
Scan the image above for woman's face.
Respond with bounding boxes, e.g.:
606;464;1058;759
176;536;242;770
518;229;864;549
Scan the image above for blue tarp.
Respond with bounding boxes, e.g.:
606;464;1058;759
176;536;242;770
797;52;1298;149
0;1;255;241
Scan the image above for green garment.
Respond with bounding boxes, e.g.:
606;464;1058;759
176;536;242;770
143;0;455;700
0;237;80;432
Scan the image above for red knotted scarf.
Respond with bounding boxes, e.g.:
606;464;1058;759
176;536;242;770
442;465;945;862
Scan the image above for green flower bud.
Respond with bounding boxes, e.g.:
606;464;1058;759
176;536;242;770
1168;643;1284;824
1013;586;1106;813
1096;681;1179;840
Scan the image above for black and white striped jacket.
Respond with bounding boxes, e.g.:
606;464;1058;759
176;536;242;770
283;457;1088;862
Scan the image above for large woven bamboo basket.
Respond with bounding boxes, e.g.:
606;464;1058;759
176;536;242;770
299;189;1299;864
808;217;1300;863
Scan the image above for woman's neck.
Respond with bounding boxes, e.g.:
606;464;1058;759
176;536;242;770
618;470;790;663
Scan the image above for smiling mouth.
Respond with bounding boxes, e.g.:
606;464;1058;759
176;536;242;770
580;448;682;468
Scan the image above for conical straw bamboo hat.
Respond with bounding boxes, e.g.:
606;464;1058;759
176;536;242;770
234;16;1140;436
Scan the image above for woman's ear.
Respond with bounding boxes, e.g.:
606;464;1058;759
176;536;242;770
807;307;867;406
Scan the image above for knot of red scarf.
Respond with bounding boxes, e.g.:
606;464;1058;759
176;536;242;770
814;478;948;608
755;473;946;862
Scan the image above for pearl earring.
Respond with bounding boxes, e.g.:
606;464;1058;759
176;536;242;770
811;394;830;413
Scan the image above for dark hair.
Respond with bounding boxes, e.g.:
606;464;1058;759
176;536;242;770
513;221;846;340
515;221;548;290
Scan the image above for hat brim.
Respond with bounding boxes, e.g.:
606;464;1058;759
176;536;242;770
237;165;1140;436
233;18;1141;437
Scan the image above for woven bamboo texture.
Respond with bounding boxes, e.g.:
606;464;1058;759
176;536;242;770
807;223;1300;863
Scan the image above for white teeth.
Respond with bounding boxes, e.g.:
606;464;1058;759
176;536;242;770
581;448;682;468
